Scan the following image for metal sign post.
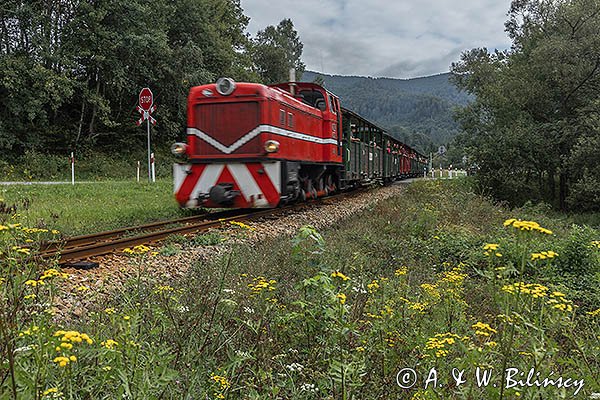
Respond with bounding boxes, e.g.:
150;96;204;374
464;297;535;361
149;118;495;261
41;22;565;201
136;87;157;183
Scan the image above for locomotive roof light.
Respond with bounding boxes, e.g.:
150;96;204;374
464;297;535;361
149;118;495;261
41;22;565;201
264;140;280;153
171;142;188;157
216;77;236;96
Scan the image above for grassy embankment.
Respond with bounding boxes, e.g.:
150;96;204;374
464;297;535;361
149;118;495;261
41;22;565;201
1;179;599;399
0;180;185;235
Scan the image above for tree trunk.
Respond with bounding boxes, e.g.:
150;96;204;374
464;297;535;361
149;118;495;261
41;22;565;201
548;168;556;205
559;172;568;210
89;72;100;139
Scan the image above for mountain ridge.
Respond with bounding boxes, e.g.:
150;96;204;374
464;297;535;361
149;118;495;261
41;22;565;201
300;70;470;153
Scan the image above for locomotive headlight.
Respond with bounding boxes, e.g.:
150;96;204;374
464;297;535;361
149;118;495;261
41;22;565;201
215;77;236;96
264;140;280;153
171;142;188;157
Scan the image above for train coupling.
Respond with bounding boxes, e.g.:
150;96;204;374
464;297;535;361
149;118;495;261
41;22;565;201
209;183;240;206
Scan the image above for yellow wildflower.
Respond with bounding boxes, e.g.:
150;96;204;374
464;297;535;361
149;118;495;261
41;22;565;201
211;373;231;389
472;322;497;337
586;308;600;317
395;266;408;276
154;285;174;294
407;301;428;313
502;282;548;298
331;271;350;281
336;293;347;305
424;333;464;357
42;387;59;396
546;291;574;313
531;251;559;261
12;246;31;255
53;356;70;367
503;219;552;235
101;339;119;349
229;220;254;230
54;330;93;345
367;280;380;292
123;245;151;255
420;283;441;299
483;243;499;251
248;276;276;294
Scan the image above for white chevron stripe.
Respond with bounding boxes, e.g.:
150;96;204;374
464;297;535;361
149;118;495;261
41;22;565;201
262;162;281;194
187;125;338;154
190;164;224;200
227;164;268;207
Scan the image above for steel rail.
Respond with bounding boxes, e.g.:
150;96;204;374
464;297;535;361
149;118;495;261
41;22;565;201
41;209;276;264
39;208;251;254
40;189;366;265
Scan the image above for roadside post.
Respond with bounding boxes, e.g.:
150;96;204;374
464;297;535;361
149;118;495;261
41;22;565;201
136;87;157;183
137;161;140;182
70;152;75;185
151;153;156;182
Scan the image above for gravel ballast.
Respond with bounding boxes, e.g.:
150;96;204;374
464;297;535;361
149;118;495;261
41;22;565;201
56;182;412;317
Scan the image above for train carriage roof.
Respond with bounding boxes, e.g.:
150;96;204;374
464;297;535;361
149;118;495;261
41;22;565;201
341;107;388;134
341;107;426;159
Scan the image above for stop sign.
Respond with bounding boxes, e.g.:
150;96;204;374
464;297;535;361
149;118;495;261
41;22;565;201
139;87;153;111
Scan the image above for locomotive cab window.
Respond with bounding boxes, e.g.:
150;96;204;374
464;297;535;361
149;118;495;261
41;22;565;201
279;109;285;126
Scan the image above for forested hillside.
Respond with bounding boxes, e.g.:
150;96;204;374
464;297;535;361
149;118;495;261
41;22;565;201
302;71;471;153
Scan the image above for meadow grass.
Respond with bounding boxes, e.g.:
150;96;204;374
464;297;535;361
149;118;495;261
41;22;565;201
0;180;186;235
1;179;599;399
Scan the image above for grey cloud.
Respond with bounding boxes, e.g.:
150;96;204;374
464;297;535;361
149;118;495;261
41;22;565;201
242;0;512;78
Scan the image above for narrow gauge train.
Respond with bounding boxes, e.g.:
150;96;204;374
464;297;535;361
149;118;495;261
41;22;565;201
172;78;428;208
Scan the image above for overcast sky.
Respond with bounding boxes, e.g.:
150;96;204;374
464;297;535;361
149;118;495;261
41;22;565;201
241;0;513;79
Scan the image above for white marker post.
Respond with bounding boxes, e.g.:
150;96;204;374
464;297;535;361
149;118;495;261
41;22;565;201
137;161;140;182
70;152;75;185
151;152;156;183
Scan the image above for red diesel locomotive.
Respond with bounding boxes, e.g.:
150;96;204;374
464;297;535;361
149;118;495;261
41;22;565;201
172;78;427;208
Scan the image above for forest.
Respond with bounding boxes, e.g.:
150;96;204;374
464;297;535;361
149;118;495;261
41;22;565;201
0;0;303;164
451;0;600;211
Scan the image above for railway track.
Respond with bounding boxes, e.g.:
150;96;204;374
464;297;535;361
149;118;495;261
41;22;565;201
38;208;270;264
38;190;363;265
